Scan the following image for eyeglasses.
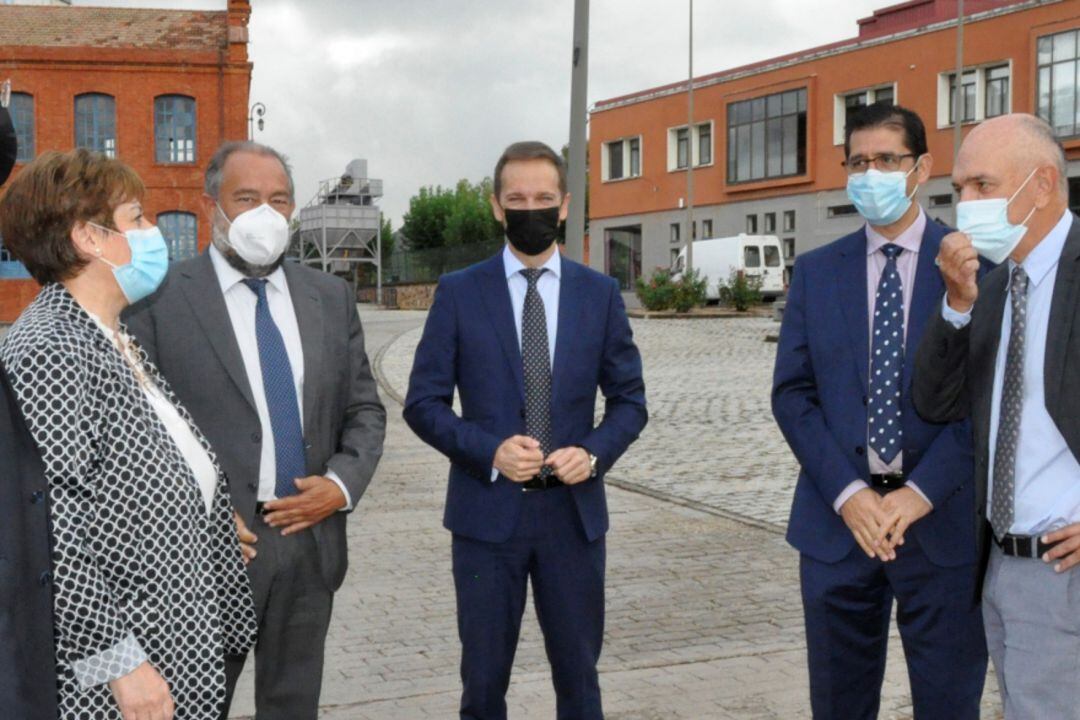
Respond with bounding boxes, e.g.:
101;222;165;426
843;153;918;174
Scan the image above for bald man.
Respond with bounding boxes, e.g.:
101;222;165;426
914;113;1080;719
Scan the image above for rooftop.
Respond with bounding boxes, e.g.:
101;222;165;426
0;5;228;51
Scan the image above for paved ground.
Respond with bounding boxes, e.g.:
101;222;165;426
227;306;1002;719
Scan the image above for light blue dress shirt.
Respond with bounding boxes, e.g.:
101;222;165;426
944;210;1080;535
490;244;562;481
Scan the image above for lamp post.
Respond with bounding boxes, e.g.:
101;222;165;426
566;0;590;264
248;102;267;140
685;0;694;278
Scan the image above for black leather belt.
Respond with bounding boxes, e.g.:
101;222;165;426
521;472;564;492
995;533;1060;559
869;473;907;492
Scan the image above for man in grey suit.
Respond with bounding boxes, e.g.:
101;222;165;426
914;113;1080;719
125;141;386;720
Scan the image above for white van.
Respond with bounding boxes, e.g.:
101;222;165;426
671;234;786;301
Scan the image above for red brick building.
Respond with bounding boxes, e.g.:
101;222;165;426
0;0;253;320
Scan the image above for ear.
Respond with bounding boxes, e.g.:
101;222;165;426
201;193;221;223
915;153;933;184
558;193;571;223
489;194;505;224
1032;165;1058;210
69;220;101;261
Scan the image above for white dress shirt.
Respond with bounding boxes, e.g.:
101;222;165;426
94;315;218;515
490;244;562;481
208;246;351;508
943;209;1080;535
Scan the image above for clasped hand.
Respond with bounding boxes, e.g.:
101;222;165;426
840;487;931;562
493;435;591;485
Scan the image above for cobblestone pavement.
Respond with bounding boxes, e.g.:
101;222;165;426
226;307;1001;719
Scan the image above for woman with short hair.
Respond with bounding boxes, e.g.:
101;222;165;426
0;148;257;720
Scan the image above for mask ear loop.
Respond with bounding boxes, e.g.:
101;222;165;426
86;222;122;269
1007;167;1041;227
903;155;923;201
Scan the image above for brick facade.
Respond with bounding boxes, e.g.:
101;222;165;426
0;0;253;321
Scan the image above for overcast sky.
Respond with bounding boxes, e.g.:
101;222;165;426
74;0;884;224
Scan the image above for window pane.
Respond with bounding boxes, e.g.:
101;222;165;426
783;210;796;232
702;219;712;237
1052;61;1076;133
727;126;738;178
737;124;751;182
155;95;197;163
75;94;117;157
670;223;680;242
766;117;783;177
1039;65;1052;120
608;140;623;179
698;124;711;165
746;215;758;234
875;86;894;104
10;93;34;162
1053;30;1077;63
605;228;641;290
751;97;766;121
750;121;765;180
782;114;798;175
158;212;198;261
629;138;640;176
764;246;781;267
744;246;761;267
764;213;776;233
797;89;807;113
782;91;797;115
766;93;782;118
1039;36;1054;65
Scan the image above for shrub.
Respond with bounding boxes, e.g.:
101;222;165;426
717;270;763;312
635;267;676;311
672;268;707;312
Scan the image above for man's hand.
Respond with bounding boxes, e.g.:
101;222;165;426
263;476;347;536
840;488;895;561
937;231;980;313
545;447;591;485
109;661;174;720
494;435;544;483
876;487;932;552
234;511;257;565
1042;523;1080;572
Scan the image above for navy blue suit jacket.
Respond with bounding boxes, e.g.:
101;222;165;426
772;219;978;567
404;252;648;544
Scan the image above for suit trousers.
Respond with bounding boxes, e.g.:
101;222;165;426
221;517;333;720
452;485;605;720
983;543;1080;719
799;532;987;720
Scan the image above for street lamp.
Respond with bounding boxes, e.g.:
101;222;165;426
248;102;267;140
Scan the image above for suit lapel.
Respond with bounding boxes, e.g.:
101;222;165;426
551;258;584;404
179;253;257;413
282;262;324;433
972;267;1009;439
1045;215;1080;404
837;232;871;395
904;223;944;393
475;254;526;403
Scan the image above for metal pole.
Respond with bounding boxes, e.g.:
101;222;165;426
685;0;694;278
377;210;383;306
566;0;590;264
953;0;964;161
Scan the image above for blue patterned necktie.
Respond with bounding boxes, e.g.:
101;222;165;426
868;244;905;464
521;268;553;478
243;278;306;498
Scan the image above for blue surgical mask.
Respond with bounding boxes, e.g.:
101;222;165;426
846;160;921;227
956;168;1039;265
91;224;170;303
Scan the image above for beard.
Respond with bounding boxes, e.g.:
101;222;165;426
210;221;284;278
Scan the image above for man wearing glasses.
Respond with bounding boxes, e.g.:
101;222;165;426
772;103;987;719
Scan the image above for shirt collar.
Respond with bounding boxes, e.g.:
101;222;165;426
208;243;289;296
1012;209;1073;289
865;206;927;257
502;243;562;280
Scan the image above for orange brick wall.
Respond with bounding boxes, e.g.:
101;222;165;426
0;5;251;322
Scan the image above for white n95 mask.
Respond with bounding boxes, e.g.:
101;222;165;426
217;203;290;266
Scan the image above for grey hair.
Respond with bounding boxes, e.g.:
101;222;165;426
204;140;296;201
1017;114;1068;195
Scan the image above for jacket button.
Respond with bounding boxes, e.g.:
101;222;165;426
247;482;257;492
251;432;261;443
861;396;868;406
39;571;52;587
855;446;865;456
29;490;44;504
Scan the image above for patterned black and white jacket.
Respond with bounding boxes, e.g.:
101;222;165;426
2;283;257;719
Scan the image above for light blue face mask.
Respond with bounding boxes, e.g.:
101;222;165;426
956;168;1039;265
91;224;170;303
846;159;921;227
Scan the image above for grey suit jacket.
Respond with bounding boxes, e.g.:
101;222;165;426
124;252;386;591
913;213;1080;565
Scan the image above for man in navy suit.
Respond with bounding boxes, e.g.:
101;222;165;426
772;104;987;719
404;140;647;720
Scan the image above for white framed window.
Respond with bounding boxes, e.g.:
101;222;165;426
936;62;1012;128
668;121;713;171
832;83;896;145
602;135;642;182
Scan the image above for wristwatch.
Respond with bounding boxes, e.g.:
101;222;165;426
587;452;599;478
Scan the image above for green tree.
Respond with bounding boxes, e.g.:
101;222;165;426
401;179;503;250
401;185;455;250
379;215;395;262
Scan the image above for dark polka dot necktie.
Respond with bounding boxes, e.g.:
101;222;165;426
991;265;1029;540
869;244;904;464
521;268;553;477
243;278;306;498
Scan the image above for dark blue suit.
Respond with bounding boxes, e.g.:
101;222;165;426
0;365;58;720
404;251;647;720
772;219;987;719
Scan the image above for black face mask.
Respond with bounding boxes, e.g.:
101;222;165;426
502;206;561;256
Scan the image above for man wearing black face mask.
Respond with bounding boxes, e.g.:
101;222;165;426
404;141;647;720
